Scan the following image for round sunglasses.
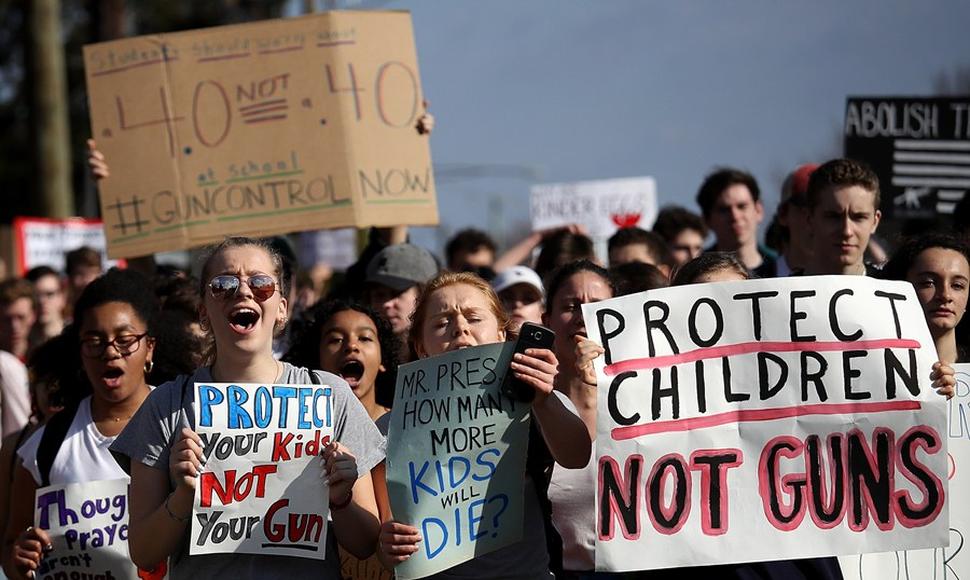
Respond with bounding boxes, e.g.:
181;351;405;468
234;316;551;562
208;274;278;302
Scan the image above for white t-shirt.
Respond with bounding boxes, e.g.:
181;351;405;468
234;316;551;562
548;447;597;571
18;396;129;486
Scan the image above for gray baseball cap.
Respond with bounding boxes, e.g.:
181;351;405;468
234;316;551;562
366;243;439;292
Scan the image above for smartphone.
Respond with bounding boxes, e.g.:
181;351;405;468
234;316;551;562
501;322;556;403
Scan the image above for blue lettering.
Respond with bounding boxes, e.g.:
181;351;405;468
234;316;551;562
227;386;253;428
297;388;313;429
254;387;272;428
198;385;224;428
408;461;439;503
473;448;500;482
448;456;470;488
272;386;297;427
422;518;447;559
468;498;486;541
312;387;332;428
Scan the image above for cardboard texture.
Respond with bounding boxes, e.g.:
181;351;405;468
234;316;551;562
83;11;437;259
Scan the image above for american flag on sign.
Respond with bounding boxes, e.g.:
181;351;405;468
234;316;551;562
891;139;970;214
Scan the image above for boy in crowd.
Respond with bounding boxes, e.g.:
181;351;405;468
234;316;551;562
25;266;66;343
0;279;37;362
606;227;671;271
445;229;497;273
652;206;707;267
803;159;881;276
490;266;544;333
65;246;103;308
364;243;439;345
774;163;818;276
695;168;776;278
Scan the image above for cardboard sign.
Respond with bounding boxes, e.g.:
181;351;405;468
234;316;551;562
583;276;948;571
13;217;120;276
34;478;163;580
530;176;657;260
192;381;335;559
844;96;970;219
385;343;529;579
83;11;437;259
839;363;970;579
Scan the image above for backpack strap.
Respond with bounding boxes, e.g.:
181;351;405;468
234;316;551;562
37;401;80;488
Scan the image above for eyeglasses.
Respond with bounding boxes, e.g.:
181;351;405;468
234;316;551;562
208;274;278;302
81;332;148;359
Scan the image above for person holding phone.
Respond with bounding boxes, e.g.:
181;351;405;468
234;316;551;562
377;271;590;579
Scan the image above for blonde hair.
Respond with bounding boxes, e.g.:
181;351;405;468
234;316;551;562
408;271;511;355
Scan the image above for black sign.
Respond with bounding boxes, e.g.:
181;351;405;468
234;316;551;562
844;97;970;219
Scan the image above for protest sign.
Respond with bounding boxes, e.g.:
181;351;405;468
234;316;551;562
13;217;121;275
192;381;335;559
34;478;164;580
385;343;529;579
83;11;437;259
583;275;948;571
839;363;970;579
844;96;970;219
530;176;657;261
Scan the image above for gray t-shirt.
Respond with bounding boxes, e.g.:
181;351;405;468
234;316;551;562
110;363;386;579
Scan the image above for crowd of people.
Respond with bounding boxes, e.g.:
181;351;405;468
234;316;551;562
0;155;966;580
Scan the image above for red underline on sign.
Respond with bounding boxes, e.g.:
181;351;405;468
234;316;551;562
239;99;286;112
603;338;920;376
243;115;288;124
611;400;922;441
317;40;356;47
197;52;251;63
91;57;176;76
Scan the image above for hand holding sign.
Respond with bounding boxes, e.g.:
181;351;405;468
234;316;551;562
170;428;205;490
11;525;53;579
378;520;422;565
508;348;558;404
321;441;357;507
933;361;956;399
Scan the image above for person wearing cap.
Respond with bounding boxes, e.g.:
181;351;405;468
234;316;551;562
491;266;544;334
774;163;819;276
364;243;439;344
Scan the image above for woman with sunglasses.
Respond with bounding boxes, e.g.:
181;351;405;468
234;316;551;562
111;237;384;579
3;269;159;579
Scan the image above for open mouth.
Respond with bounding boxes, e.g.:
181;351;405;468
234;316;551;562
102;367;124;389
339;360;365;388
228;308;260;334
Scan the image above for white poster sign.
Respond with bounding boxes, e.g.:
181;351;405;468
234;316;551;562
584;276;948;571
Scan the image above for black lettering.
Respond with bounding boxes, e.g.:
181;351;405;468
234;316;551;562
829;289;863;341
884;349;919;399
597;308;626;366
608;372;640;426
848;430;893;527
800;351;829;402
688;298;724;347
807;434;845;525
843;351;870;400
758;352;789;400
790;290;817;342
649;457;689;529
599;457;641;538
873;291;906;339
722;357;748;402
652;368;679;420
643;301;680;357
733;291;779;341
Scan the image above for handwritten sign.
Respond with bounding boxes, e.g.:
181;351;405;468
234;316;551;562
583;276;948;571
844;97;970;219
13;217;120;276
839;363;970;579
385;343;529;579
192;382;335;559
83;11;437;259
34;478;162;580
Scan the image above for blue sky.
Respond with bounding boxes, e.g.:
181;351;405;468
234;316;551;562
308;1;970;254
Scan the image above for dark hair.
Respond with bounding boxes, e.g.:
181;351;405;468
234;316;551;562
671;252;750;286
25;265;60;283
881;233;970;282
285;300;400;408
65;247;101;276
544;260;616;307
151;272;204;385
28;332;79;410
607;227;671;265
155;272;201;317
652;206;708;242
764;214;787;254
445;229;497;270
0;278;36;308
806;158;881;210
534;231;596;280
610;262;669;296
73;268;160;335
695;168;761;218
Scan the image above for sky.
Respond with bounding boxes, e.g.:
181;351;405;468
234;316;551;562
303;0;970;255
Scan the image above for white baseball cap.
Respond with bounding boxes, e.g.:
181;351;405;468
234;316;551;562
491;266;544;295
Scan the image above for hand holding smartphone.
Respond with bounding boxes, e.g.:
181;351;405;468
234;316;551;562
501;322;556;403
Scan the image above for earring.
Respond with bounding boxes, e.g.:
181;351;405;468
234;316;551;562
200;318;210;332
145;360;154;374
